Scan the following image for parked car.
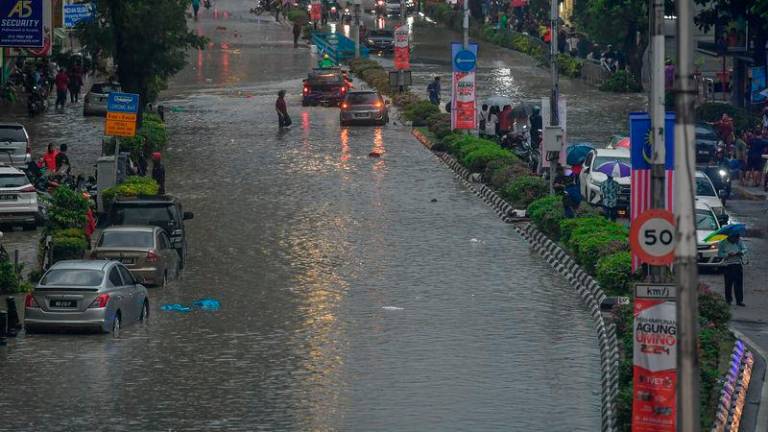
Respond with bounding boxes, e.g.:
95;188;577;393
105;195;193;269
24;260;149;336
91;226;180;287
695;123;720;164
578;147;631;214
340;90;389;126
365;29;394;52
302;68;350;107
0;165;40;230
695;170;727;223
695;201;723;268
0;123;32;167
83;82;122;116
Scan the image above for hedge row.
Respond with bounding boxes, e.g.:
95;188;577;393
101;176;160;209
110;117;169;161
38;186;92;269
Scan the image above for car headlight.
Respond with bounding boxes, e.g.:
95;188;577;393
718;169;727;177
367;39;375;44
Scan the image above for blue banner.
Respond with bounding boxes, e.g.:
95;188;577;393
107;93;140;113
629;112;676;170
751;66;766;104
63;2;93;28
0;0;44;47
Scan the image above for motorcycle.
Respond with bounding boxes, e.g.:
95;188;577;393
702;162;732;206
342;8;352;23
501;125;539;173
27;85;48;117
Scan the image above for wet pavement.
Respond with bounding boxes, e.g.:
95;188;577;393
0;3;604;430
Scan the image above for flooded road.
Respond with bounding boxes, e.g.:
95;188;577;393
1;3;603;430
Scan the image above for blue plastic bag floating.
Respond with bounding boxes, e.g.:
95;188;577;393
191;298;220;311
160;304;192;313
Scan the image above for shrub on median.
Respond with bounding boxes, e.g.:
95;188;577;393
426;112;452;140
402;100;441;126
463;144;515;172
527;195;564;239
501;175;548;206
599;70;642;93
484;158;530;189
595;252;634;296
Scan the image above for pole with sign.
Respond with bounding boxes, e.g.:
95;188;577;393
450;42;477;130
104;92;140;183
393;24;409;71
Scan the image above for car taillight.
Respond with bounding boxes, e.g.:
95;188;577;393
25;294;40;308
374;101;382;108
88;294;110;309
20;185;36;193
147;250;159;263
303;86;309;95
341;103;348;109
340;86;347;94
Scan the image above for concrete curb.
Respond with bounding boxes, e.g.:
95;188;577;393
711;337;756;432
731;328;768;432
732;184;767;201
412;129;618;432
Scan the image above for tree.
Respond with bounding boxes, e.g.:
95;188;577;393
76;0;206;105
694;0;768;67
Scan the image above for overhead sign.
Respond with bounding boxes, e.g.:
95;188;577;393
450;42;478;130
0;0;44;47
63;1;93;28
750;66;766;105
630;209;676;266
393;24;409;71
632;283;677;432
105;92;139;137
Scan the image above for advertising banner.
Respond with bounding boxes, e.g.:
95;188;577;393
310;1;321;22
632;284;677;432
750;66;766;105
63;1;93;28
0;0;44;47
393;24;409;71
450;42;478;130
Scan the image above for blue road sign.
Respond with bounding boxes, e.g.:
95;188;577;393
64;3;94;28
107;93;140;113
0;0;44;47
453;48;477;73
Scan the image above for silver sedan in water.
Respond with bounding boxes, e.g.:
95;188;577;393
24;260;149;336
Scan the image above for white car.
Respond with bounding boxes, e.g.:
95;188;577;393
83;82;122;117
695;201;723;268
579;147;632;210
0;123;33;168
695;170;726;221
0;165;39;230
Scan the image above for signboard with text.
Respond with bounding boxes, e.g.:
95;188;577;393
0;0;44;47
393;24;409;71
104;92;139;137
632;284;677;432
63;1;93;28
450;42;477;130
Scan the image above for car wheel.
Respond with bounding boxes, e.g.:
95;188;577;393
111;312;121;338
140;300;150;322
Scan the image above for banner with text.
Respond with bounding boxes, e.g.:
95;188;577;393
393;24;409;71
63;1;93;28
0;0;44;47
450;42;478;130
631;284;677;432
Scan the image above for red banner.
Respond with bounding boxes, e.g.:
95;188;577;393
632;286;677;432
393;25;409;71
452;71;476;129
310;3;322;21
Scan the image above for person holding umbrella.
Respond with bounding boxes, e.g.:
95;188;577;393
717;228;747;306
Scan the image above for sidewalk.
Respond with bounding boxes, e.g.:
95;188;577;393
733;182;768;201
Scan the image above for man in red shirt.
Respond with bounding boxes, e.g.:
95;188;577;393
275;89;290;128
40;143;59;172
498;105;513;136
54;69;69;110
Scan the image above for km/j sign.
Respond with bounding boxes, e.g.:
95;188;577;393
105;93;140;137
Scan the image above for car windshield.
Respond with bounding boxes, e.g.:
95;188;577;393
115;204;176;226
347;93;379;105
369;30;393;37
91;84;121;94
98;231;154;248
593;156;630;168
695;126;718;140
0;126;26;142
309;73;343;84
0;174;29;188
696;176;717;197
696;210;718;231
41;269;104;287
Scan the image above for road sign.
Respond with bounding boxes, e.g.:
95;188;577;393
453;48;476;72
630;209;676;265
105;92;139;138
63;1;93;28
0;0;44;47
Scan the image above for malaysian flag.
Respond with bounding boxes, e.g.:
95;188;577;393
629;112;676;270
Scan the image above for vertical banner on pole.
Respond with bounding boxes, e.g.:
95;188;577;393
631;284;677;432
629;112;676;270
393;25;409;70
450;42;478;130
310;1;321;22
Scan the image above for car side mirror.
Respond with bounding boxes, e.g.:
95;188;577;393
183;211;194;220
717;214;729;225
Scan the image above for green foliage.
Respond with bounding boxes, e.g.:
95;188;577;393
102;176;160;209
595;251;634;296
695;102;760;134
698;286;731;328
402;100;441;126
462;145;515;172
576;235;628;273
143;112;163;123
285;8;309;24
51;232;88;263
139;120;168;152
527;196;564;239
0;260;20;293
485;158;530;189
599;70;643;93
47;186;89;230
501;176;548;206
555;53;583;78
426;112;452;140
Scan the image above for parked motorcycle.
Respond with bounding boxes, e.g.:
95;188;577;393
501;126;539;173
27;85;48;117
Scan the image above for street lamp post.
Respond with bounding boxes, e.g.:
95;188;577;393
548;0;559;195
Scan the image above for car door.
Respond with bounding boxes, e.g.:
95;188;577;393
580;151;593;198
158;231;178;279
107;265;130;324
116;264;140;322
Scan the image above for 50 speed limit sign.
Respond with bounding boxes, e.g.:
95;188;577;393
630;209;676;265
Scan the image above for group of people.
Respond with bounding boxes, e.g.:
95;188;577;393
477;103;542;145
53;65;85;110
712;111;768;190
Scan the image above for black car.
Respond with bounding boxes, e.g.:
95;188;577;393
695;123;720;164
365;29;394;52
105;196;194;269
302;68;350;106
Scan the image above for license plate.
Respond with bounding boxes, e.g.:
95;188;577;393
0;194;17;201
120;257;135;265
50;299;76;308
698;150;709;155
354;113;369;118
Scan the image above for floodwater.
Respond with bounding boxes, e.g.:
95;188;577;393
0;2;610;430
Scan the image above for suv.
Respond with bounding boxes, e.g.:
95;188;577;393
579;147;632;213
0;123;32;167
0;165;40;230
105;196;194;268
83;82;122;116
302;68;350;106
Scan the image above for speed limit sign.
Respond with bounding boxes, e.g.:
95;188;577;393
630;209;676;265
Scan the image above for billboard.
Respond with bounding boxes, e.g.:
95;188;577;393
63;1;93;28
751;66;766;105
450;42;478;130
0;0;44;47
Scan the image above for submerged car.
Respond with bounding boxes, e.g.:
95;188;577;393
83;82;122;116
91;226;180;287
0;165;39;230
24;260;149;336
302;68;350;106
365;29;394;52
340;90;389;126
0;123;32;167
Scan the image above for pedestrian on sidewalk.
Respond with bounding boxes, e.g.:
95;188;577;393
151;152;166;195
276;89;291;128
293;21;302;48
733;131;748;182
718;233;747;306
68;65;83;103
600;174;619;221
427;76;441;105
54;68;69;110
488;105;500;139
192;0;200;20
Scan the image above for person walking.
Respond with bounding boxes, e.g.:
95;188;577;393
68;65;83;103
151;152;166;195
192;0;200;20
497;104;513;137
275;90;291;129
54;68;69;110
478;104;490;138
427;76;441;106
488;105;500;139
600;174;619;221
292;21;302;48
41;143;59;172
718;233;747;306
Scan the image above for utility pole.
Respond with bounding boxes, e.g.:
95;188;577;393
353;2;360;58
548;0;559;195
674;0;700;430
649;0;665;281
463;0;469;49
